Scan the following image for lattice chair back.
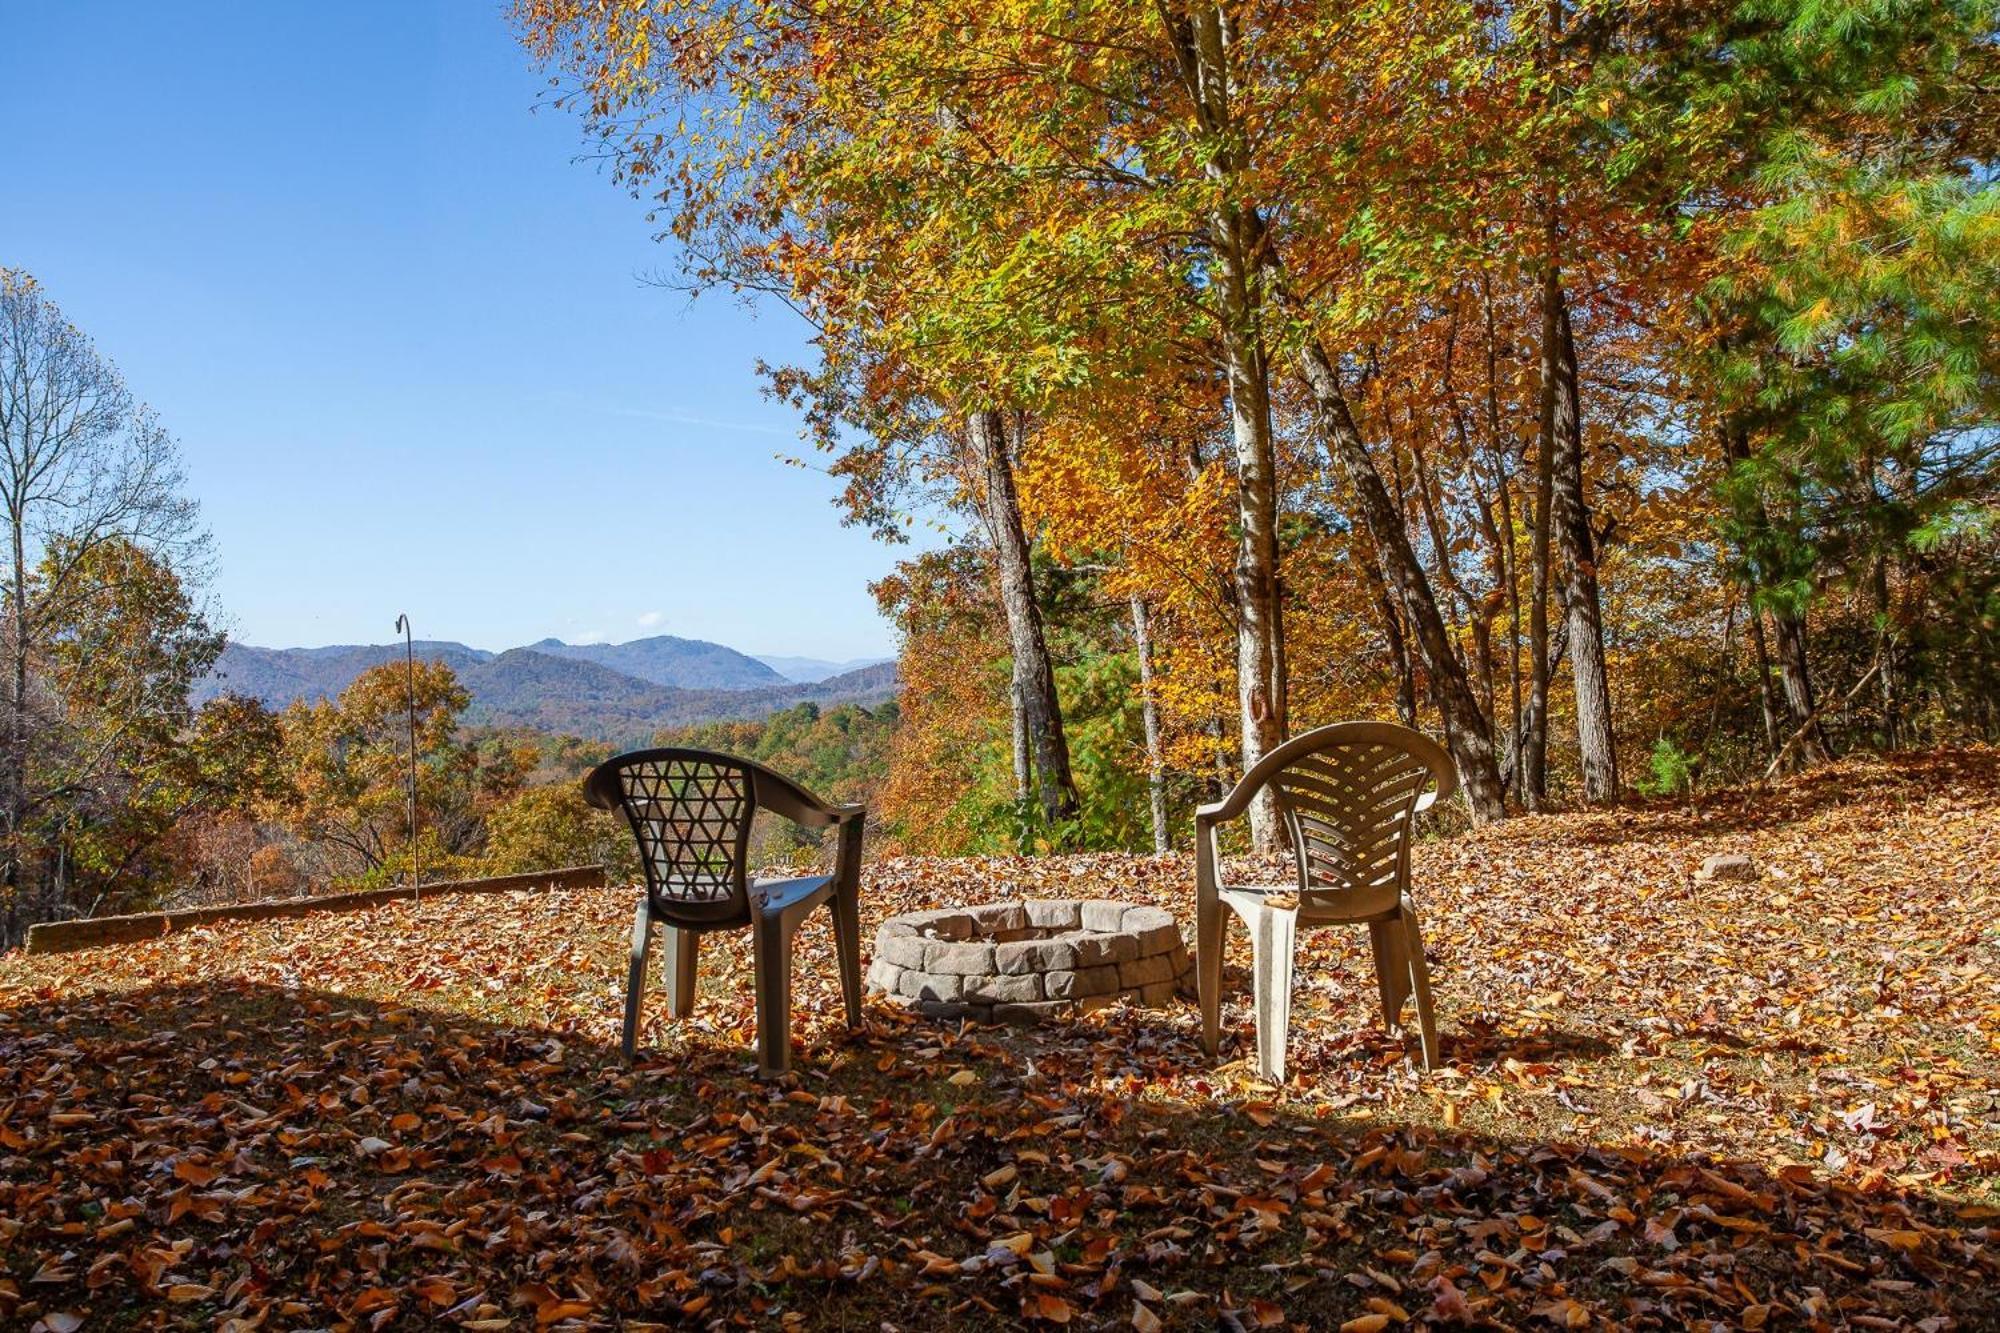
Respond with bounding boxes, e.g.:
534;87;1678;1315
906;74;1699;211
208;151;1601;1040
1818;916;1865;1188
585;749;757;929
1266;722;1457;921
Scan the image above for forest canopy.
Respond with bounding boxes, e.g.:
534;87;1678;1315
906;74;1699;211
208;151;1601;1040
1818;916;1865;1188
513;0;1999;852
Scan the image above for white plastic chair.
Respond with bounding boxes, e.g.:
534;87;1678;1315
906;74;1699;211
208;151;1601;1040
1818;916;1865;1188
1196;721;1457;1080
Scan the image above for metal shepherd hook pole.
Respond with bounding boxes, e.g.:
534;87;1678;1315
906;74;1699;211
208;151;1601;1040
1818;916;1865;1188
394;614;419;897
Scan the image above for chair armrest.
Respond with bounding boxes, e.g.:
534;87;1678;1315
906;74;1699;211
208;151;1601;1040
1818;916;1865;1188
753;770;856;829
580;763;621;812
1194;802;1226;902
1204;757;1279;824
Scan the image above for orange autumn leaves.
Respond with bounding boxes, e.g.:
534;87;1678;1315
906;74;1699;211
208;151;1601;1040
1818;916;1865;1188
3;748;1996;1328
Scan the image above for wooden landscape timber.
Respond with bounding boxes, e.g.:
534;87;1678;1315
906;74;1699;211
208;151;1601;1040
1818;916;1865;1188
22;864;608;956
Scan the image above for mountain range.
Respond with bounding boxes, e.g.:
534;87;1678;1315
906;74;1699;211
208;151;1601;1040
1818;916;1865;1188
751;654;895;683
194;635;896;742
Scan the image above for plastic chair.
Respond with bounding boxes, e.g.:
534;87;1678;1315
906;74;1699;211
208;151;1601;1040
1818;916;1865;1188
583;748;865;1077
1196;722;1456;1080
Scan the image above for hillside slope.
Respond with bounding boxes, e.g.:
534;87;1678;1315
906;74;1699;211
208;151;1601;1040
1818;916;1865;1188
194;641;494;707
460;649;689;737
527;635;787;690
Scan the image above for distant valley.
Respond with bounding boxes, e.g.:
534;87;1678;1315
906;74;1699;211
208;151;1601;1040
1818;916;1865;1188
195;635;896;742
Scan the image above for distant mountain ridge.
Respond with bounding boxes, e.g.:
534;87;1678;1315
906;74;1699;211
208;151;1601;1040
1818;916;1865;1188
752;653;894;683
192;640;496;710
529;635;786;690
195;635;898;743
463;655;897;739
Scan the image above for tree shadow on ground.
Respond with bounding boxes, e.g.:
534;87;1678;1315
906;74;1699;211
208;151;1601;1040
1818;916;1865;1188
2;975;1991;1330
1219;963;1623;1068
1436;1020;1618;1065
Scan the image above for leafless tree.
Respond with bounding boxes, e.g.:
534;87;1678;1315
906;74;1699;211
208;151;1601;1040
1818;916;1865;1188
0;269;208;947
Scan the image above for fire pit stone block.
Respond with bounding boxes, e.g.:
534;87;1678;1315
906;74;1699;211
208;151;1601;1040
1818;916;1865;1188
869;897;1192;1025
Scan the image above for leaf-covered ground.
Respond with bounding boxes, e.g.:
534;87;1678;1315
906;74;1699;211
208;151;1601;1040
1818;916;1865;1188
3;749;1996;1331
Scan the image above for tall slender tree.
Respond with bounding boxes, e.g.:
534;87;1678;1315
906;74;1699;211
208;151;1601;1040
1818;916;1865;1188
0;270;206;946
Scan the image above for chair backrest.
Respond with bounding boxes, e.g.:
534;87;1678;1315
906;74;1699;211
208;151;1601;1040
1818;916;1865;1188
1260;722;1457;919
583;749;757;929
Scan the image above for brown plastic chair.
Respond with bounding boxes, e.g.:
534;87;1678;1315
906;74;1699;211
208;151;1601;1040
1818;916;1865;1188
1196;721;1457;1080
583;748;865;1077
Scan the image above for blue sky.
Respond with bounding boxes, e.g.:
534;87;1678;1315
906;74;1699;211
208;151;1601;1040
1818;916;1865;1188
2;2;922;659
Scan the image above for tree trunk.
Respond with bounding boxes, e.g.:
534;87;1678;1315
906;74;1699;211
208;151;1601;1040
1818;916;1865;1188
1545;286;1619;802
1205;712;1232;799
1359;537;1417;727
1873;557;1899;749
1769;606;1829;764
1130;594;1171;854
1164;4;1288;850
1523;0;1574;813
1008;680;1031;805
4;505;27;949
1763;656;1881;785
1746;603;1782;758
1523;283;1558;811
1289;333;1509;822
1483;279;1526;795
1219;323;1286;851
971;409;1081;831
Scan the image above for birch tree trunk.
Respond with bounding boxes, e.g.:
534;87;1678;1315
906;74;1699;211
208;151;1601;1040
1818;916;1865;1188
1176;4;1287;849
1130;594;1171;854
1219;322;1286;850
1008;680;1031;804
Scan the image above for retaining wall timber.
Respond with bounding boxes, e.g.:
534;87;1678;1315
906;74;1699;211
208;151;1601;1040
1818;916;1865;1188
22;864;609;956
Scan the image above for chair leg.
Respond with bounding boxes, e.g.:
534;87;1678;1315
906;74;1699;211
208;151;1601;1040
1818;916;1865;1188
831;879;864;1029
1401;900;1441;1070
663;926;699;1020
1369;918;1413;1032
622;900;653;1062
1248;905;1298;1084
750;913;794;1079
1197;890;1225;1057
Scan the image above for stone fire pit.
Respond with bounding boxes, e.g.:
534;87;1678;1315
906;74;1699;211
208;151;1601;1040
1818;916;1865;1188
866;899;1193;1024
